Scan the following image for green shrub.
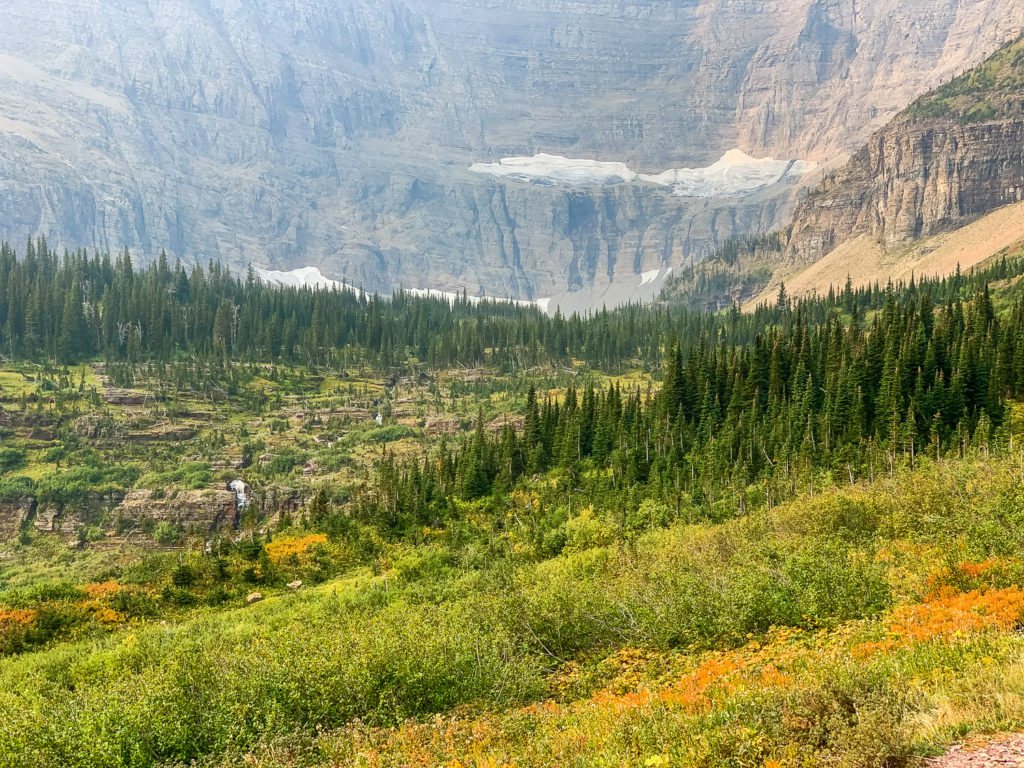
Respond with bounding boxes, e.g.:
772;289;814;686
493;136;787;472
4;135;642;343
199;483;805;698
783;661;918;767
35;464;139;508
110;589;159;618
79;526;105;544
153;522;181;546
959;100;998;124
0;581;86;609
42;445;67;465
395;547;456;583
511;532;891;657
263;448;307;477
23;604;87;648
0;447;27;474
0;476;34;502
335;423;420;451
139;461;212;491
171;566;196;588
161;585;198;606
0;598;544;767
908;97;952;120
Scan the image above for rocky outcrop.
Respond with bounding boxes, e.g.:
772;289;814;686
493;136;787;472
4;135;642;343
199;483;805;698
32;507;59;535
103;389;149;406
256;486;306;531
33;491;124;538
785;34;1024;266
114;489;239;535
786;120;1024;263
0;497;33;541
74;413;121;439
0;1;1022;301
25;488;250;545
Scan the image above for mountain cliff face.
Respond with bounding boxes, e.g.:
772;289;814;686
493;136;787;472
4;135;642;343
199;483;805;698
0;1;1023;301
786;34;1024;265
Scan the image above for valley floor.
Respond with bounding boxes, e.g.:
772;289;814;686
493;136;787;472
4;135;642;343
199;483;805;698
2;254;1024;766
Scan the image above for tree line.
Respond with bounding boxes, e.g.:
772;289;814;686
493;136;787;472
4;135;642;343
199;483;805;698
2;237;1023;375
4;237;1024;540
350;268;1024;539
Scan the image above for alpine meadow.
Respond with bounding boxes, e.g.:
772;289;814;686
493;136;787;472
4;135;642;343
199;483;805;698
4;4;1024;768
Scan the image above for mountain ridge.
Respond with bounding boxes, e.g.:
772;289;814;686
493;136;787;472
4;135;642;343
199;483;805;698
1;1;1023;302
784;32;1024;268
663;32;1024;311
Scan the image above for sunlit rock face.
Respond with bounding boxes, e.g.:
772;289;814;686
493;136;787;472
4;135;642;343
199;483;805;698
786;116;1024;267
0;0;1022;305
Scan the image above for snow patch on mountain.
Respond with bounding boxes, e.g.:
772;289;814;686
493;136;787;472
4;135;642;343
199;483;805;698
639;268;663;286
470;154;640;186
255;266;547;310
255;266;677;317
255;266;351;291
470;150;815;198
642;150;816;198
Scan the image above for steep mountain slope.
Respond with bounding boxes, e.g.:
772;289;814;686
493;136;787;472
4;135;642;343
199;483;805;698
746;201;1024;309
785;33;1024;268
665;34;1024;311
0;1;1022;302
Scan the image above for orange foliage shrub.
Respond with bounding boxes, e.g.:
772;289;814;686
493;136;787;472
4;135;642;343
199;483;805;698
90;607;121;625
84;581;121;598
924;557;1022;595
958;559;1004;579
895;587;1024;640
570;650;789;718
265;534;328;566
0;609;35;630
856;586;1024;656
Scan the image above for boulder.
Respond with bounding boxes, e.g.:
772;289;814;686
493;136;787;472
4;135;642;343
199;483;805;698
246;592;263;604
104;389;148;406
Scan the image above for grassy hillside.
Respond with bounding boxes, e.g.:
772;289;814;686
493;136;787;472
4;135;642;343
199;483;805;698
5;238;1024;766
905;32;1024;124
4;456;1024;766
745;201;1024;310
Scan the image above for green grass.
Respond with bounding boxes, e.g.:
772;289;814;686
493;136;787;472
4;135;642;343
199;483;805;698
0;455;1021;766
7;356;1024;766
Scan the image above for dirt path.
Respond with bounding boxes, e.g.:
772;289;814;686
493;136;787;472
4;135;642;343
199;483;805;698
926;735;1024;767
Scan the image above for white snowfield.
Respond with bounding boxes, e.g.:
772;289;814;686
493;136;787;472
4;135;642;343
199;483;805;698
255;266;544;309
470;154;640;186
254;266;677;316
470;149;814;198
639;268;662;287
254;266;348;291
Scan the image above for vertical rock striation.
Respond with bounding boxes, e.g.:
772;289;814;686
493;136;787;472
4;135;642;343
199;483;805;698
0;1;1021;301
786;34;1024;265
